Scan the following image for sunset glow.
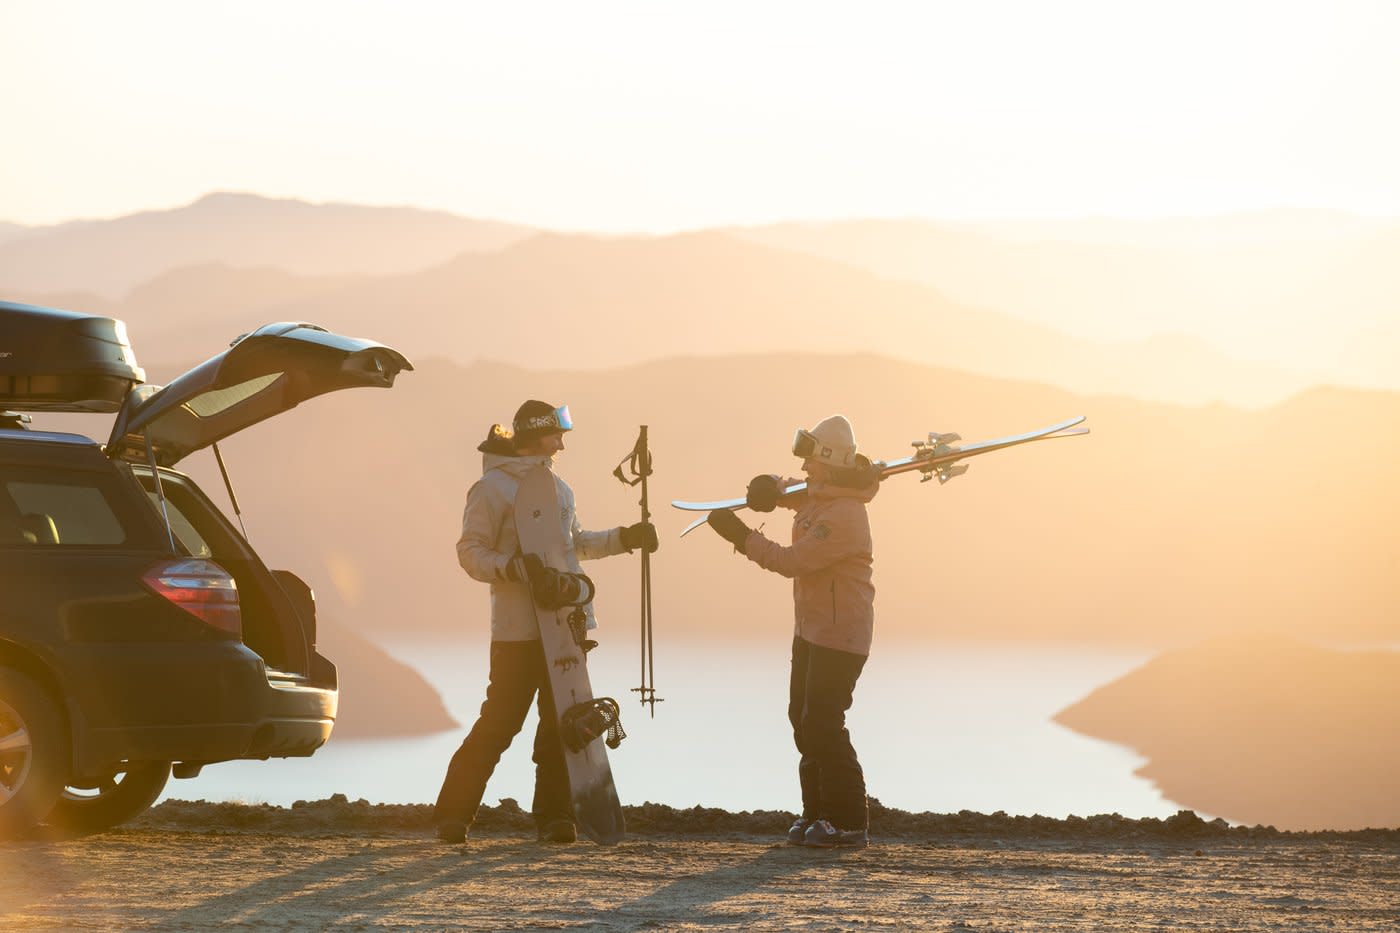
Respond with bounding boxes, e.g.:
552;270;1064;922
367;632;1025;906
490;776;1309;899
5;1;1400;229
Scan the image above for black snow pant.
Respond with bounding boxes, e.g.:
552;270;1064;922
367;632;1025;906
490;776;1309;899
433;639;571;830
789;635;869;831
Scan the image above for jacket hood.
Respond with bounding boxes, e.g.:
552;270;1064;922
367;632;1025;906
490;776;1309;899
482;452;555;476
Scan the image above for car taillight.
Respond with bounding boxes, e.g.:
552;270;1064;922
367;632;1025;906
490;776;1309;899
142;559;242;637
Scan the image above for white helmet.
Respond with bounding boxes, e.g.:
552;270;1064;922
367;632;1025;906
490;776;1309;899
792;414;859;468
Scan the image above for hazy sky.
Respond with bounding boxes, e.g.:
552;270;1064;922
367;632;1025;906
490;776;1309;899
5;0;1399;230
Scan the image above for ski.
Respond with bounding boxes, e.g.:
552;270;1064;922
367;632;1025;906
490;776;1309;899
672;416;1088;537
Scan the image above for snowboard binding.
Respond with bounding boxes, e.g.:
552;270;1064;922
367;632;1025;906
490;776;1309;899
561;697;627;752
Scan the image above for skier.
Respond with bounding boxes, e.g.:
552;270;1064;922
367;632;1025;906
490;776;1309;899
704;414;878;848
434;400;658;845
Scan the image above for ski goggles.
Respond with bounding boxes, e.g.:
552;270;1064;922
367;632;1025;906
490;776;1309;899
791;428;826;460
515;404;574;435
792;427;856;466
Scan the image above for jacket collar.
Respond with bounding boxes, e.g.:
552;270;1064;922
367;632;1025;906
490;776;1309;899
483;452;555;476
808;478;879;504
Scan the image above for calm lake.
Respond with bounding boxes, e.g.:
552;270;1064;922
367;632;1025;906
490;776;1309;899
163;638;1182;820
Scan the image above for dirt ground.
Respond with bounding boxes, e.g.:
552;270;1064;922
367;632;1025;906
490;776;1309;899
3;800;1398;931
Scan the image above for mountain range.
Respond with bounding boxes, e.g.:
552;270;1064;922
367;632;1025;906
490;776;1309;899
733;215;1400;390
0;191;532;296
2;194;1323;407
7;193;1398;651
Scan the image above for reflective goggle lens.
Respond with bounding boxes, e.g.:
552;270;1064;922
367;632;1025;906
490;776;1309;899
791;428;817;458
518;404;574;434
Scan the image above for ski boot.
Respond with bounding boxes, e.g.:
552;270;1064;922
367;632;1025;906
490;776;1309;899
803;819;869;849
537;819;578;844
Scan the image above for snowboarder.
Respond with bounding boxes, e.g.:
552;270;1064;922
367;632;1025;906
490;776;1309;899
434;400;658;845
704;414;878;848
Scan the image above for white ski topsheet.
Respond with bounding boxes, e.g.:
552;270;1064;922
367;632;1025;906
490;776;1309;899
672;416;1086;511
671;416;1087;536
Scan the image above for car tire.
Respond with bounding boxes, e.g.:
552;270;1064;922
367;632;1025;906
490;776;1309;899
46;762;171;835
0;668;68;839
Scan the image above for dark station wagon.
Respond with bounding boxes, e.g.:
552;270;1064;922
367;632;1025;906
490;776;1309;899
0;301;410;835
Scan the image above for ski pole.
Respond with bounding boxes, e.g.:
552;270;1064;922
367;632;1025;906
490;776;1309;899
613;425;662;716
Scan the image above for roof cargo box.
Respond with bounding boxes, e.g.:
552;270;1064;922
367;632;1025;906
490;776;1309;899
0;300;146;412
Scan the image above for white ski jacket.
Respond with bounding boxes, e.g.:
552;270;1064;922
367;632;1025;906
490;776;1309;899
456;453;626;641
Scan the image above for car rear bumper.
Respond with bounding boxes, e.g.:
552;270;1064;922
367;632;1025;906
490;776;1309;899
61;642;339;774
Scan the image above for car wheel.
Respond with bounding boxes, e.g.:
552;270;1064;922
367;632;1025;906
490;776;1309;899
46;762;171;834
0;668;68;838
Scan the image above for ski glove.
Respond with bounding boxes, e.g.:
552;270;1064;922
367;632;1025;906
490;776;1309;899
706;509;752;552
746;474;783;512
620;520;659;554
505;553;550;588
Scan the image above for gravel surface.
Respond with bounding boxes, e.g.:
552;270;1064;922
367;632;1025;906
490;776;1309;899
2;800;1397;931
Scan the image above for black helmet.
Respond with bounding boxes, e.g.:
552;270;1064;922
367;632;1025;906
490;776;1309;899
512;400;573;446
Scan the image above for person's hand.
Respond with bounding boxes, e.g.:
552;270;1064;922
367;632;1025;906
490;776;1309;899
505;553;547;587
706;509;752;551
530;564;566;608
746;474;782;512
620;521;659;554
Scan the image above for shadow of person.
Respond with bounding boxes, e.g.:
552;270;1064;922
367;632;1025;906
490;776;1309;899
152;839;542;928
150;837;851;930
607;844;829;930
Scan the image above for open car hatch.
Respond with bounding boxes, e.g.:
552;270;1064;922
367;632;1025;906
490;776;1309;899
106;322;412;465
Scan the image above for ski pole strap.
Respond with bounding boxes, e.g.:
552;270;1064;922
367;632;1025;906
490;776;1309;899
561;697;626;752
612;426;653;487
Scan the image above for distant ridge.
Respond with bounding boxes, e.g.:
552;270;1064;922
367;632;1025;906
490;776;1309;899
0;221;29;247
88;228;1304;407
0;191;534;296
731;214;1400;388
9;196;1397;403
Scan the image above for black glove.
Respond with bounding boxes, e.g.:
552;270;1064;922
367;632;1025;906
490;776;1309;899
518;553;564;607
620;521;659;554
746;474;782;512
505;553;550;585
706;509;752;551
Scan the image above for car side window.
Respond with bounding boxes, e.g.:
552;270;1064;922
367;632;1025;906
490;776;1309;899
0;478;127;546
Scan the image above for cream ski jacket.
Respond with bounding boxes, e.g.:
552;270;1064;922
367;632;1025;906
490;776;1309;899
456;453;626;641
742;479;879;656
